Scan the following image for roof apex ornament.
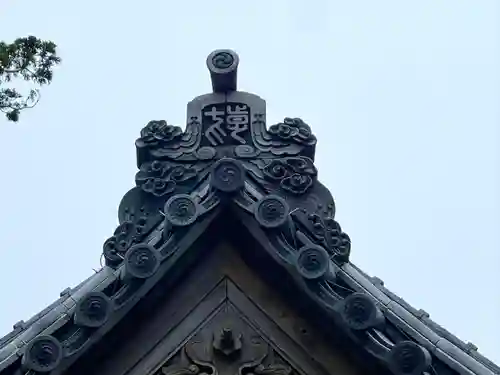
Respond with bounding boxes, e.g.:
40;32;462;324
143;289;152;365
1;49;496;375
207;49;239;93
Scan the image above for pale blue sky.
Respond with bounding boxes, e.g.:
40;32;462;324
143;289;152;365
0;0;499;364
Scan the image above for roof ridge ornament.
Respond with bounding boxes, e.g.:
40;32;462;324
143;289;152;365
0;48;497;375
207;49;239;93
123;49;349;273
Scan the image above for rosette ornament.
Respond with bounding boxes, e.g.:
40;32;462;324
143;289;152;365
163;194;199;227
124;244;160;279
254;195;290;229
388;341;431;375
74;292;112;328
22;335;63;373
210;158;245;194
296;245;332;280
340;292;384;331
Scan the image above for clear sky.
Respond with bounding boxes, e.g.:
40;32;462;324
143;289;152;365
0;0;499;365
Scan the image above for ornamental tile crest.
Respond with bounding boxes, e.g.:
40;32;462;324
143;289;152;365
112;49;350;275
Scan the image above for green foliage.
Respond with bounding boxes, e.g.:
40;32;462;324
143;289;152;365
0;35;61;122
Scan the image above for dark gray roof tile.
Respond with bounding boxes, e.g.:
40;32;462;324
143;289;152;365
340;264;392;306
0;340;18;359
387;301;441;344
370;276;384;286
0;233;497;375
59;287;72;297
12;321;25;330
62;295;77;311
378;285;425;318
22;296;67;328
467;343;479;353
0;349;18;371
422;316;472;353
383;306;438;348
0;326;22;348
341;262;499;375
434;347;483;375
436;338;493;375
415;309;430;319
40;314;72;339
0;267;116;359
469;352;500;374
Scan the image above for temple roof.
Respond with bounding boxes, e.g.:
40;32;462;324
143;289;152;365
0;49;498;375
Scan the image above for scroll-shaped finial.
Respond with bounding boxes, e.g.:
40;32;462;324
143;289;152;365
207;49;239;93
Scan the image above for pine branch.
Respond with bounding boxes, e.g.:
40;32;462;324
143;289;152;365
0;35;61;122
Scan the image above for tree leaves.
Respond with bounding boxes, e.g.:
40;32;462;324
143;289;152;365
0;35;61;122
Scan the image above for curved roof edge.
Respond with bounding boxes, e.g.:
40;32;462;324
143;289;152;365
0;217;497;375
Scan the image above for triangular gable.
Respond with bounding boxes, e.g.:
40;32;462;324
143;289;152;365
0;49;498;375
65;242;375;375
